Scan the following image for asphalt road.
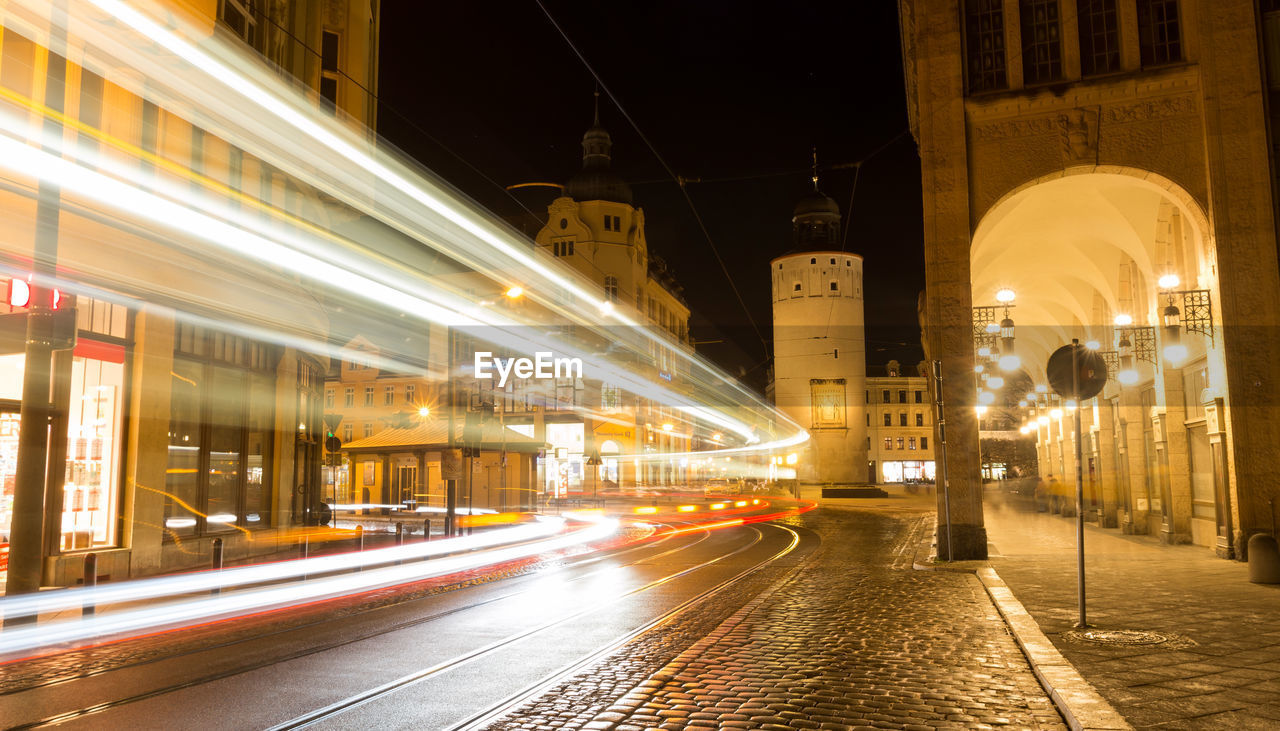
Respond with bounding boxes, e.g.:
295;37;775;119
2;519;812;730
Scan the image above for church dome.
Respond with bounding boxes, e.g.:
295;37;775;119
565;94;634;206
793;189;841;218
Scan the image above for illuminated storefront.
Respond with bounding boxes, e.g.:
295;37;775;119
880;460;936;484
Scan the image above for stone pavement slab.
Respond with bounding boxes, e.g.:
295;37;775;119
984;491;1280;729
489;508;1067;730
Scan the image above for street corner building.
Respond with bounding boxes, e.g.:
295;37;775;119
898;0;1280;561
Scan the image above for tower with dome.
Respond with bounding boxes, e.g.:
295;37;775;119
769;164;868;485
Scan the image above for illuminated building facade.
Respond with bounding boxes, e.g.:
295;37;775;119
866;361;936;484
900;0;1280;560
0;0;380;586
532;103;695;493
769;184;868;485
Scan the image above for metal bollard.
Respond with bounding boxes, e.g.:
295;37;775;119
82;553;98;617
395;522;404;545
211;537;224;595
423;519;431;543
355;525;364;572
300;534;310;582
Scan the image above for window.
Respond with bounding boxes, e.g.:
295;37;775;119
921;437;929;450
1078;0;1120;76
914;390;923;403
898;390;907;403
1020;0;1063;85
364;422;373;438
218;0;257;44
866;413;870;426
909;437;917;450
884;437;893;450
899;412;908;427
343;423;353;443
164;323;278;538
553;239;575;257
883;413;892;427
344;387;354;407
320;30;340;112
325;389;335;408
829;281;838;292
965;0;1007;92
882;389;890;402
604;275;619;303
1138;0;1182;66
916;412;924;427
602;214;621;231
384;385;395;406
793;282;802;292
603;215;613;232
406;384;416;404
364;386;374;407
897;437;905;450
810;257;817;264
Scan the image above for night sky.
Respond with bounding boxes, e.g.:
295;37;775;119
377;1;924;388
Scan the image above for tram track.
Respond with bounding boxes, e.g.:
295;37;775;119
3;519;743;729
269;522;802;731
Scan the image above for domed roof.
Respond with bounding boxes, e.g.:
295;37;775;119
565;93;634;206
567;169;633;206
793;188;840;218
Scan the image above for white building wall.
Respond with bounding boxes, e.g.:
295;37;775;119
770;251;867;483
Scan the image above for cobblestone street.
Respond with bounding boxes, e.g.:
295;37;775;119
490;506;1066;730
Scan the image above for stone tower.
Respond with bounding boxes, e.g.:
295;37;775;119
770;176;867;485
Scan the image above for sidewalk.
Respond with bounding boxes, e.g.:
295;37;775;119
983;490;1280;729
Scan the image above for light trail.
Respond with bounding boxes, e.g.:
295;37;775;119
0;516;620;658
0;0;808;454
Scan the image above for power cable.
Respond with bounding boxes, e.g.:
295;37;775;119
533;0;770;355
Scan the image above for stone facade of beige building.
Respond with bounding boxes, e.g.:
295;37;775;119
899;0;1280;560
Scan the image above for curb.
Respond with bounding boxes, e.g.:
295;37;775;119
913;528;1131;731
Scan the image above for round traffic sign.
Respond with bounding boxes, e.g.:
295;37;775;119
1046;343;1108;400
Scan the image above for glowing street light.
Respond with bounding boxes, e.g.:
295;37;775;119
417;406;431;418
995;288;1016;303
504;285;524;299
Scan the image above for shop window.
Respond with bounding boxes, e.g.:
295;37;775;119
164;323;278;538
965;0;1008;92
1078;0;1121;76
1020;0;1063;84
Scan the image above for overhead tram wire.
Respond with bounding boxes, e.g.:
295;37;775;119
533;0;770;355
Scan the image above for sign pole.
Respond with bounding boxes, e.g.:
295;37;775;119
932;360;952;561
1071;339;1088;628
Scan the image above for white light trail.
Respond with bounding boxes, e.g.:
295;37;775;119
0;517;619;656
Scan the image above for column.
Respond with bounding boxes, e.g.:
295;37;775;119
1158;364;1193;543
1094;398;1120;528
1119;387;1149;533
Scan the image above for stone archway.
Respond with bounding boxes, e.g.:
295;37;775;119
969;167;1238;553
